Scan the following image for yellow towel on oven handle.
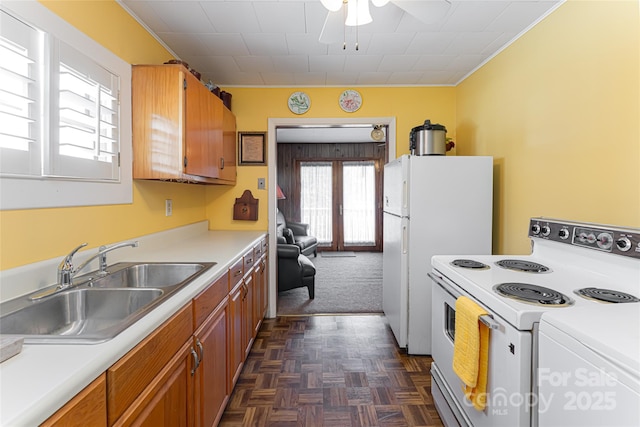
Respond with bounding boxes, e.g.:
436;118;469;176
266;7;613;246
452;296;490;411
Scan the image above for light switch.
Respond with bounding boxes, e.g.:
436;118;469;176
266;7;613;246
257;178;265;190
165;199;173;216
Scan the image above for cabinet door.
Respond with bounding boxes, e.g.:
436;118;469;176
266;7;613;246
228;283;244;392
107;305;193;424
112;341;194;427
194;299;229;427
257;256;268;323
251;265;263;338
218;107;236;182
184;73;223;179
242;274;254;360
132;66;185;181
41;374;107;427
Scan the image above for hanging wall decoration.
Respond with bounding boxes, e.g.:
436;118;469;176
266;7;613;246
288;91;311;114
339;89;362;112
233;189;259;221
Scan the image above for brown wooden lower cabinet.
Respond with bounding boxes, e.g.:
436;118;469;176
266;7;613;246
41;238;268;427
194;298;228;427
242;273;254;361
228;281;244;393
112;340;193;427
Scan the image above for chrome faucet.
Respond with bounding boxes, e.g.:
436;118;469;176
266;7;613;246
57;241;139;288
57;242;88;289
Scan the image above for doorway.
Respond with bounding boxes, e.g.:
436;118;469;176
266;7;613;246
300;159;381;251
266;117;397;318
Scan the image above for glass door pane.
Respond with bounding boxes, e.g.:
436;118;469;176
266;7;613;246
343;161;376;246
301;161;332;245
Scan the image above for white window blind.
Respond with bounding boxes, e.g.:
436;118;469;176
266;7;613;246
49;41;120;180
0;0;132;210
0;10;41;176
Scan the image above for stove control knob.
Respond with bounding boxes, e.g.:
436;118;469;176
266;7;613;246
531;224;541;235
541;226;551;237
558;228;570;240
616;237;632;252
597;233;613;250
586;233;597;244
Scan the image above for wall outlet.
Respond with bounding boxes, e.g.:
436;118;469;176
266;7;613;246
165;199;173;216
257;178;265;190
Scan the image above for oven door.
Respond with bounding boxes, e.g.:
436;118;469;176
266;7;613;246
429;271;535;427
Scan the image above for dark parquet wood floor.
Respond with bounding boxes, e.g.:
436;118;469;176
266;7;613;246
219;315;443;427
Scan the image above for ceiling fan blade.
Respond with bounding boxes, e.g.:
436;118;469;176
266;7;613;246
319;10;344;44
390;0;452;25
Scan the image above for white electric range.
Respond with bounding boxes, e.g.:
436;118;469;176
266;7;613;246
428;217;640;427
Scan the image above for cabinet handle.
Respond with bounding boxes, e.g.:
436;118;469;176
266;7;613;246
190;347;200;376
196;338;204;364
220;157;225;170
246;258;253;264
234;269;242;277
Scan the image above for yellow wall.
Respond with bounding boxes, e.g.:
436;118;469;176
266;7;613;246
0;1;207;270
3;0;637;270
205;86;456;230
457;0;639;254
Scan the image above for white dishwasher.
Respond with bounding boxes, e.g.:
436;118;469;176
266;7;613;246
538;304;640;427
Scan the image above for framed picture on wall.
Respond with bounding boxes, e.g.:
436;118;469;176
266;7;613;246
238;132;266;165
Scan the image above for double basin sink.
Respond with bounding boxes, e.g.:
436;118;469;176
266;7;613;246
0;262;215;344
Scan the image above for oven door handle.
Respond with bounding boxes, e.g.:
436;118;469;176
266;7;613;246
428;272;461;299
479;314;500;330
429;272;502;331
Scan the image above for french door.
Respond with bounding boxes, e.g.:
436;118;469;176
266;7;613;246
299;160;381;252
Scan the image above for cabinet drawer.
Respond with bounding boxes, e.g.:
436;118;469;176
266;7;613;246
193;271;229;329
229;258;244;290
254;241;264;259
107;304;193;425
243;249;255;274
41;374;106;427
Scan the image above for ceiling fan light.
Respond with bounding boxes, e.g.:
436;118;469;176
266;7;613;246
345;0;372;26
371;0;390;7
320;0;343;12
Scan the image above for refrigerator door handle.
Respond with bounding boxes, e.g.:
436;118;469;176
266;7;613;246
402;224;408;254
402;180;408;211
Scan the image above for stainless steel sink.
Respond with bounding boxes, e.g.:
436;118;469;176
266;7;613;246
0;262;215;344
0;289;163;344
94;263;210;288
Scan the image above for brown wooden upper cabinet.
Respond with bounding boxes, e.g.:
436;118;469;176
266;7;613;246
132;64;236;184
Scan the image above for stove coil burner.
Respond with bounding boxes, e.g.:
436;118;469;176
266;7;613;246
495;283;573;306
496;259;550;273
575;288;640;304
451;259;490;270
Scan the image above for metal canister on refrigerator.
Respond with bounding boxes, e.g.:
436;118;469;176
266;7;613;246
409;120;447;155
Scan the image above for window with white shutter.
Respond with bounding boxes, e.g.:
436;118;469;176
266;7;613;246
49;41;120;180
0;1;132;210
0;10;42;177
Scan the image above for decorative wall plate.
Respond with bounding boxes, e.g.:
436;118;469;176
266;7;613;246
288;91;310;114
339;89;362;113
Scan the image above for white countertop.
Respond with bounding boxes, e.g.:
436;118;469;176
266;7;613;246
0;223;266;426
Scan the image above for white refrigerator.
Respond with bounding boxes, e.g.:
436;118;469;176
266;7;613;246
382;155;493;355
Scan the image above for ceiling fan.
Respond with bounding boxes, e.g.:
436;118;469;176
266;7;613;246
319;0;452;49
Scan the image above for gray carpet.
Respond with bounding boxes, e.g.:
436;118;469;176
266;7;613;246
277;252;382;315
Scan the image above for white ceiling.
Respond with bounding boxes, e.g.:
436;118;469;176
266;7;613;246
119;0;562;87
